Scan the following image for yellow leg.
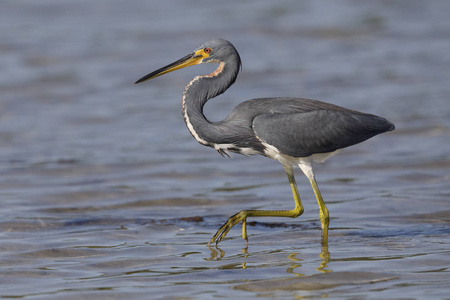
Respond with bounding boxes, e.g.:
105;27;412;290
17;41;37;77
309;178;329;246
208;165;304;246
242;218;248;248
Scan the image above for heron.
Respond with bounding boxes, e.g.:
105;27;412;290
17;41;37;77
135;39;394;247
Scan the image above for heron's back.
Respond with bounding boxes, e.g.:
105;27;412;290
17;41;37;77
226;97;394;158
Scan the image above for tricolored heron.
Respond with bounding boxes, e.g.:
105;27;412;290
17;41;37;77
135;39;394;247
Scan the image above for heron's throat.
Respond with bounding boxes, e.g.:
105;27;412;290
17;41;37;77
207;61;225;78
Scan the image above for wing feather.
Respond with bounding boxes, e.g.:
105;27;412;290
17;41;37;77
253;109;393;158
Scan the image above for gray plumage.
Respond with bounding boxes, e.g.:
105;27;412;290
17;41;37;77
176;39;394;159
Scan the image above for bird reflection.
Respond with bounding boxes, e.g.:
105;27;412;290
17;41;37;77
206;228;331;274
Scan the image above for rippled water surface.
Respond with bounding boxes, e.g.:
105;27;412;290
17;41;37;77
1;1;449;299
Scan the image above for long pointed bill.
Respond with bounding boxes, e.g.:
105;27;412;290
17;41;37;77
135;49;209;84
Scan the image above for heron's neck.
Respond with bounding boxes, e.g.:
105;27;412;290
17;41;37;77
181;61;239;145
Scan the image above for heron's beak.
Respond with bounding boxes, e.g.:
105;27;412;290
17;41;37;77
135;49;209;84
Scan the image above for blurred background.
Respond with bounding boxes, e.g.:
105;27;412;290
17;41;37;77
1;1;449;299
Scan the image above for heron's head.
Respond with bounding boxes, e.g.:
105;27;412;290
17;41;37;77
135;39;241;84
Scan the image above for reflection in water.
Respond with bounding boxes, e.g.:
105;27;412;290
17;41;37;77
207;227;331;273
286;253;302;275
318;242;331;273
207;245;225;261
318;224;331;273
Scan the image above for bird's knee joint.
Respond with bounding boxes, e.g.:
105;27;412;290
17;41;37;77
230;210;247;222
292;207;304;218
298;207;304;216
320;214;330;226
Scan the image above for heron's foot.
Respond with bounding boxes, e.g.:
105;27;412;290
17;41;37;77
208;211;247;246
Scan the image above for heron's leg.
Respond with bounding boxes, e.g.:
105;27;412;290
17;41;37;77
208;165;304;246
297;160;329;246
308;177;329;245
242;218;248;248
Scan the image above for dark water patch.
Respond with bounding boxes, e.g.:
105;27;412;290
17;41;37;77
235;271;398;291
20;248;102;259
347;225;450;239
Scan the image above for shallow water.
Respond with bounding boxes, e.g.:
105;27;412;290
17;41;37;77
1;1;450;299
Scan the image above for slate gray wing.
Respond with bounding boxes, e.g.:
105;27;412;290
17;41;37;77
252;109;394;158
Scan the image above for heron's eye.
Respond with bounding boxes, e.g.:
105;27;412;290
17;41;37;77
204;47;212;54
